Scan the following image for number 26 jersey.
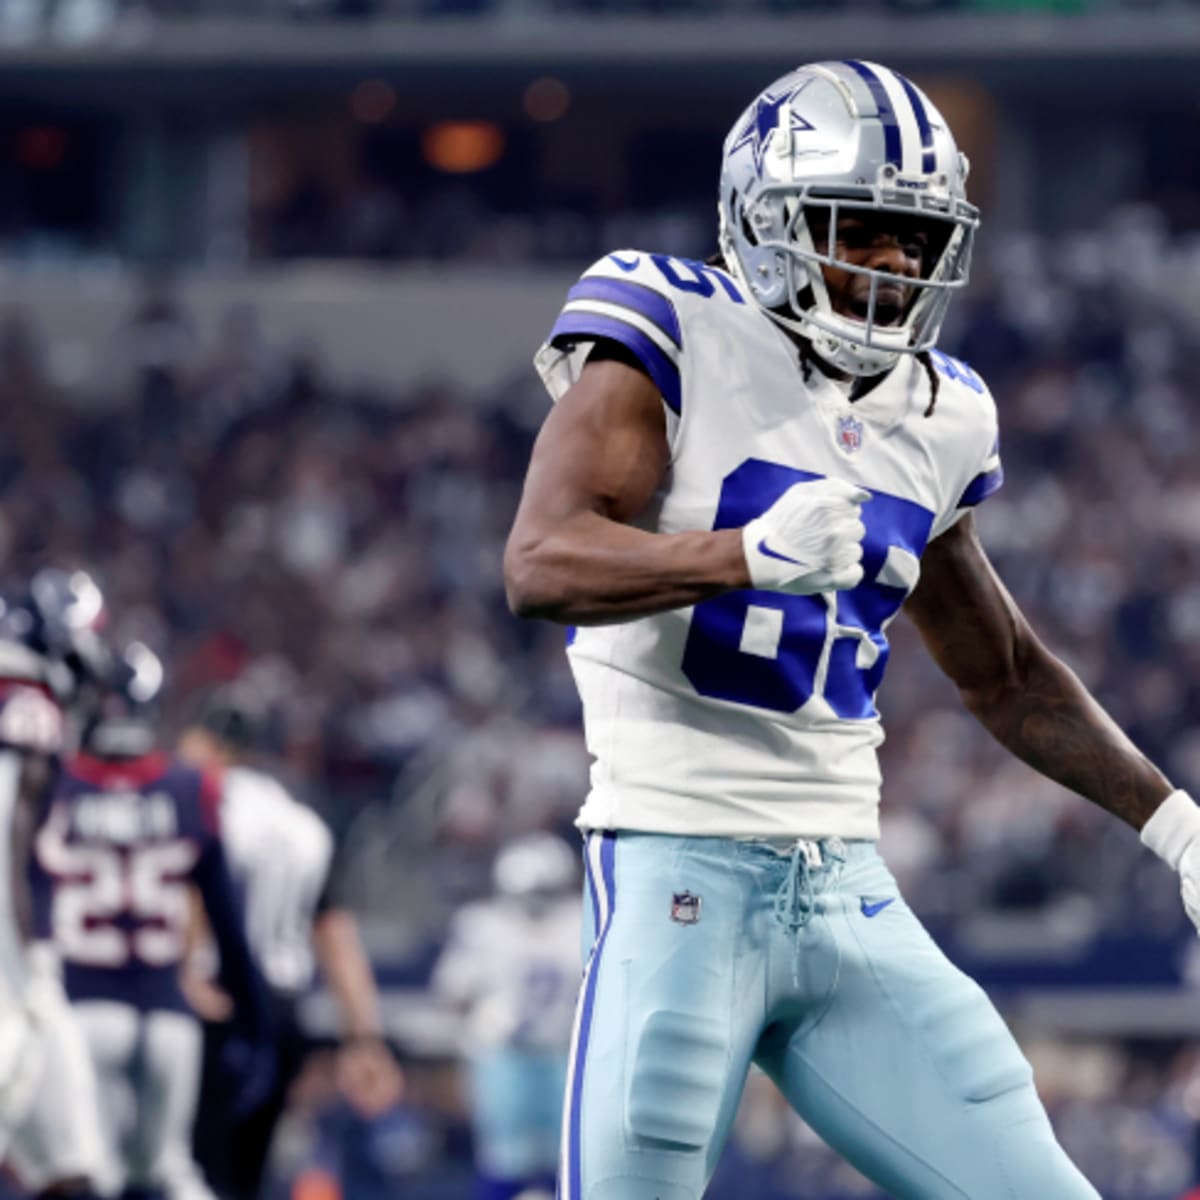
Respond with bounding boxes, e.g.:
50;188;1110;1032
535;250;1003;841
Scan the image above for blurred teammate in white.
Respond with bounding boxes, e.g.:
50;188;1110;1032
36;644;271;1200
505;59;1200;1200
0;572;109;1198
178;690;383;1200
434;833;581;1200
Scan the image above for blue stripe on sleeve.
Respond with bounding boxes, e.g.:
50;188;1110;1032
549;310;682;413
843;60;902;168
567;277;682;348
897;74;936;173
958;464;1005;508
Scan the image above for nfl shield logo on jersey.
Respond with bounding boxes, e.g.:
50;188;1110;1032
837;414;864;454
670;891;701;925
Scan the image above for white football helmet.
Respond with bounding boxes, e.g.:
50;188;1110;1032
493;832;577;900
718;60;979;376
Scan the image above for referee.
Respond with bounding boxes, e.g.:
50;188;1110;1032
179;692;384;1200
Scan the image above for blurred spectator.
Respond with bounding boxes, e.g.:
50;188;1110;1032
270;1043;451;1200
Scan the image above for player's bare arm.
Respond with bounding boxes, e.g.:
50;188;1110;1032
506;353;870;625
505;356;749;624
312;907;383;1041
906;513;1171;831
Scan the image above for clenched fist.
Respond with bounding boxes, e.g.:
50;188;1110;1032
741;478;870;595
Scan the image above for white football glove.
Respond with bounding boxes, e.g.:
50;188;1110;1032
742;479;869;595
1140;789;1200;934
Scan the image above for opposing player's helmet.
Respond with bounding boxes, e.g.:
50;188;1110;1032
0;568;107;698
196;684;270;752
718;61;978;376
493;832;577;901
81;642;164;759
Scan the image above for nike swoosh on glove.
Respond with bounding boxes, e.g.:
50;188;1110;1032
742;478;870;595
1141;788;1200;935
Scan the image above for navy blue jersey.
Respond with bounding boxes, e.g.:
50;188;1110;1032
34;751;260;1019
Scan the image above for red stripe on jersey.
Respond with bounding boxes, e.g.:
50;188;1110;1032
0;678;56;701
198;769;223;835
68;751;171;789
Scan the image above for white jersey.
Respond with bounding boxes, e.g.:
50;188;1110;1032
433;895;582;1054
0;672;64;998
218;766;333;995
536;250;1003;841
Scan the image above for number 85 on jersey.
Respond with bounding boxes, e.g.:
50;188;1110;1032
681;458;934;719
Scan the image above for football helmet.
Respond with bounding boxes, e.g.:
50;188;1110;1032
81;642;164;760
195;684;270;752
718;60;978;376
0;569;106;699
493;832;577;901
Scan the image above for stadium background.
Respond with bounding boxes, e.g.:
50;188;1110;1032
1;1;1200;1196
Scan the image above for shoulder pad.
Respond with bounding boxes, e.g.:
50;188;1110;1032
547;249;683;412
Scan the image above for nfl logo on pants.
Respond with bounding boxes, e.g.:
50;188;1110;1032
670;891;701;925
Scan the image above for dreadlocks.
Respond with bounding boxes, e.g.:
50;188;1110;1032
916;350;940;418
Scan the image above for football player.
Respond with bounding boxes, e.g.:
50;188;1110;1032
433;833;582;1200
504;60;1200;1199
35;642;272;1200
0;573;110;1197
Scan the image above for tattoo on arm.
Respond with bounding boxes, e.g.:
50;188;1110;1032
973;645;1170;830
908;515;1170;831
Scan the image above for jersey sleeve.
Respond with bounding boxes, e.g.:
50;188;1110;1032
534;250;683;415
198;769;224;838
926;352;1004;540
311;817;338;915
955;435;1003;512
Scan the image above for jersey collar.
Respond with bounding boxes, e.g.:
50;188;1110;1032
807;353;919;431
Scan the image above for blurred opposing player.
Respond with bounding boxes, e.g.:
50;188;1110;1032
505;60;1200;1200
35;643;272;1200
0;574;109;1197
178;690;383;1200
433;833;581;1200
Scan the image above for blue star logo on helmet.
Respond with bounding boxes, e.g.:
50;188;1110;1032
729;82;815;173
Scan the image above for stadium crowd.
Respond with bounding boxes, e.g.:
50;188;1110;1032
1;202;1199;1198
0;0;1172;37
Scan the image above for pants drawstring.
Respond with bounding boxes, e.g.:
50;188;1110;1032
771;839;846;984
773;841;818;935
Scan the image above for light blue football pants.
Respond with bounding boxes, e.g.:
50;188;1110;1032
560;832;1100;1200
469;1044;567;1181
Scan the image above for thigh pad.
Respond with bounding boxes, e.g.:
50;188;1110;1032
625;1010;728;1152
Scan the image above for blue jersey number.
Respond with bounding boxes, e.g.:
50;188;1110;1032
606;252;745;303
929;349;984;394
680;459;934;717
